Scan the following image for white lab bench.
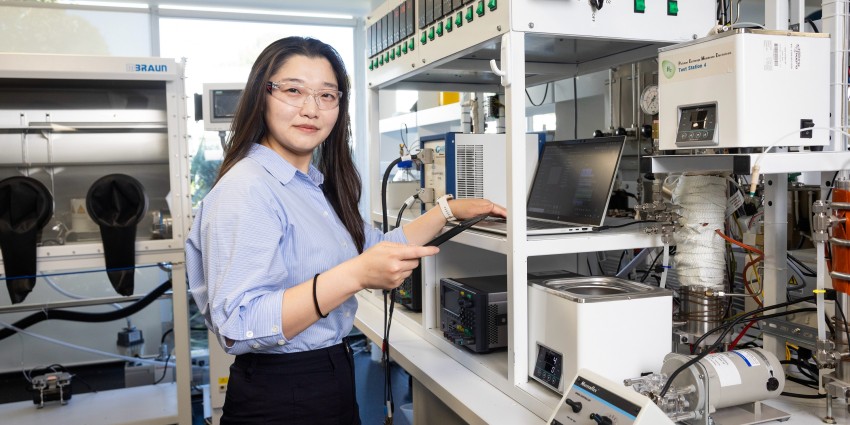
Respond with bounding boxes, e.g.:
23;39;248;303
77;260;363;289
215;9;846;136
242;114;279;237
355;291;544;425
0;384;178;425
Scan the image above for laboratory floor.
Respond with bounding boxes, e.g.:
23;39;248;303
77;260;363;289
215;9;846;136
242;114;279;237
351;334;414;425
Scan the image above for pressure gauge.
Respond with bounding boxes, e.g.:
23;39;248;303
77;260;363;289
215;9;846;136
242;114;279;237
639;84;659;115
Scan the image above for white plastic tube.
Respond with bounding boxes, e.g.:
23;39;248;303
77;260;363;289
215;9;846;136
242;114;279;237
0;319;173;367
660;243;670;289
816;241;827;341
43;275;131;328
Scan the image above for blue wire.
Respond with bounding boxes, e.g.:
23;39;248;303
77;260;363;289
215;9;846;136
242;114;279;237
0;263;168;281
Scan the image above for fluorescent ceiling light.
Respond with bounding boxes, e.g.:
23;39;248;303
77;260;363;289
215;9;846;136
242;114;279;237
56;1;149;8
158;4;353;20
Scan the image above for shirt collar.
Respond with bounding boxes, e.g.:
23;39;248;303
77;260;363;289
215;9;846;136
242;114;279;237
247;143;325;187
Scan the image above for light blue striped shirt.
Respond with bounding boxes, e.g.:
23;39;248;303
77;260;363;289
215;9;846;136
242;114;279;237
186;143;407;355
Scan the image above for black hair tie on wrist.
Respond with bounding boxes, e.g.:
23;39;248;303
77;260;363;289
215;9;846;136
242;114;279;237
313;273;328;318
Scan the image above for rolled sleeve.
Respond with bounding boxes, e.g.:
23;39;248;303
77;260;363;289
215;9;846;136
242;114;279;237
216;290;288;354
363;224;408;249
200;180;291;355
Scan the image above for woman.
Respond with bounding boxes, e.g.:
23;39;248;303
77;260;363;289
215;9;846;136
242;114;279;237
186;36;504;425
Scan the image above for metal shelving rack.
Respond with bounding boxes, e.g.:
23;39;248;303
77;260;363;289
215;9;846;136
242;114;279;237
0;53;193;425
363;0;718;420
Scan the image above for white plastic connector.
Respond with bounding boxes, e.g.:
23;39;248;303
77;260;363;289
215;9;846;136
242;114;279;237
748;165;760;197
416;187;435;204
414;148;435;165
403;195;417;208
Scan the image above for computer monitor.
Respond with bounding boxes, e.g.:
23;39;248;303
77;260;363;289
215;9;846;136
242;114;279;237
201;83;244;131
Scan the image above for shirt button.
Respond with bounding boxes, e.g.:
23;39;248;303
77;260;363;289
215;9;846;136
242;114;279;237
345;311;351;318
323;211;329;217
271;326;279;333
245;331;254;338
277;340;286;346
252;343;260;349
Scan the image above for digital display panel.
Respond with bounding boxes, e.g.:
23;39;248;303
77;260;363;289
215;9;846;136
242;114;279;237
534;345;563;389
211;89;241;121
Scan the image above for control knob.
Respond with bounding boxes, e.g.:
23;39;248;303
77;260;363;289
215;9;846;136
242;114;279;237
590;413;613;425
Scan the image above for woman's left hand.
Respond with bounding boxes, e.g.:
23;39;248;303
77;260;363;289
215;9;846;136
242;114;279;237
446;198;506;221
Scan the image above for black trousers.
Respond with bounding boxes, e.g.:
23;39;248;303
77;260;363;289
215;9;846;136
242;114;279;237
221;338;361;425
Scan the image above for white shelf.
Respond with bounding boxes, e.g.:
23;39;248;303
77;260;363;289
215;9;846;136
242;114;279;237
645;151;850;175
455;228;664;256
378;103;461;134
0;384;178;425
29;240;186;272
371;211;664;256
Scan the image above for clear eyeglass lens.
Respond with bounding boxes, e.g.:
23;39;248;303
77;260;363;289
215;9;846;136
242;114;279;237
269;82;341;110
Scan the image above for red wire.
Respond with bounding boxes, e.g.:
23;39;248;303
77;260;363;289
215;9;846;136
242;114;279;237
715;229;765;257
729;319;757;350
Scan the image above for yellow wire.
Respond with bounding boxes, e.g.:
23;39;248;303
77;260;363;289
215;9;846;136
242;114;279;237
733;212;763;301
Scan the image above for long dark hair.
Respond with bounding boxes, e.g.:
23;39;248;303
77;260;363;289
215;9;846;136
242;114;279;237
216;37;365;253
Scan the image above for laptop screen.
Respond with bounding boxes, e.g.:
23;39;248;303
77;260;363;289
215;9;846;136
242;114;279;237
526;136;626;226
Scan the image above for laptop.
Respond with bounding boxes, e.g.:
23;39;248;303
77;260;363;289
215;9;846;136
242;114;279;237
472;135;626;236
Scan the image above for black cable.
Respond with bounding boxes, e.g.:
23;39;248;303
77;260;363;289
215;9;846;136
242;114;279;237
399;123;410;153
573;77;578;139
615;250;626;274
785;375;818;390
72;374;97;394
781;360;819;384
782;391;826;399
827;170;840;200
525;83;549;107
154;354;172;384
694;307;816;353
395;203;408;229
660;297;815;398
835;300;850;353
0;280;172;341
736;340;760;349
787;253;816;277
786;375;819;389
825;313;837;337
641;249;662;283
381;157;403;234
595;220;657;231
806;18;820;33
380;157;405;419
161;328;173;345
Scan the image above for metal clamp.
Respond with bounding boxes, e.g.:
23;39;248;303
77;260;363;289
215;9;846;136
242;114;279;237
817;338;840;368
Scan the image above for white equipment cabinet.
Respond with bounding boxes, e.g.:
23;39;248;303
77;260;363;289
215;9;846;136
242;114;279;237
0;53;193;425
360;0;716;423
658;29;831;150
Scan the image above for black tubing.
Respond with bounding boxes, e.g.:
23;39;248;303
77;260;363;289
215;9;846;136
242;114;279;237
0;279;172;341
